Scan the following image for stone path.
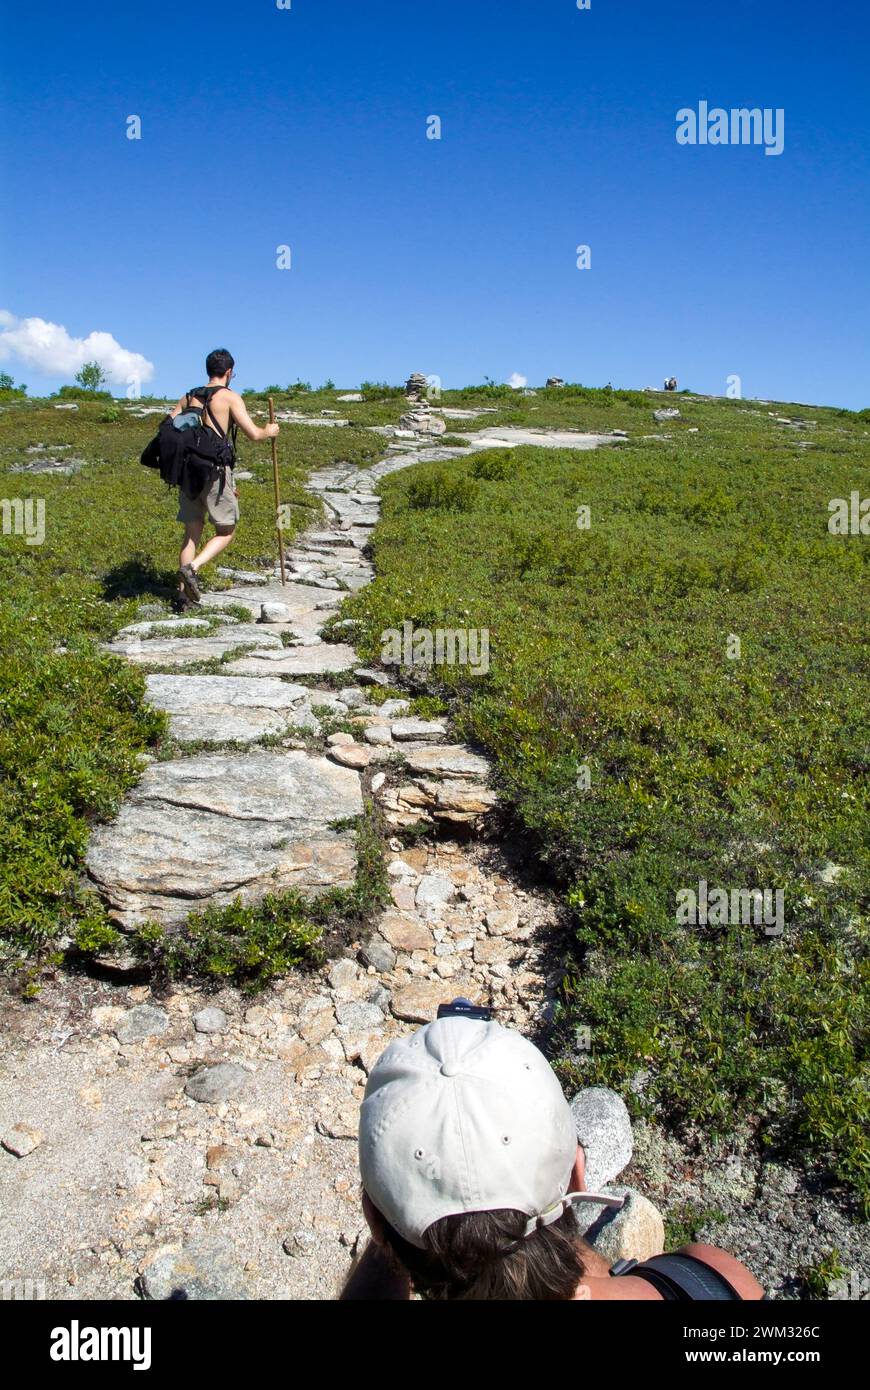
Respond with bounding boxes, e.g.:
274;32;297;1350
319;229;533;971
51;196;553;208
2;426;626;1301
85;444;510;928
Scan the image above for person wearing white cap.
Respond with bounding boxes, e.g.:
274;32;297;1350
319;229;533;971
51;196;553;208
342;1004;764;1301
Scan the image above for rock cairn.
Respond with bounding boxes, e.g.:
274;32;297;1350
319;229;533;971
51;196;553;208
397;399;447;437
404;372;428;401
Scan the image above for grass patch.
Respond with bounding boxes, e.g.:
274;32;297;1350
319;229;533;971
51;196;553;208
663;1202;728;1250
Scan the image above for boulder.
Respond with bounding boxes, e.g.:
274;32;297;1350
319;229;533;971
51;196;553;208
137;1236;249;1300
1;1124;44;1158
573;1185;665;1264
391;979;454;1024
260;602;293;623
184;1062;251;1105
378;912;434;953
359;938;397;973
193;1007;228;1035
570;1087;634;1189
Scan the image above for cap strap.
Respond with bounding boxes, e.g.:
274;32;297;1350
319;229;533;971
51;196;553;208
522;1190;626;1240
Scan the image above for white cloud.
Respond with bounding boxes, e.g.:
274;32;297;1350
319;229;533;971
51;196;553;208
0;311;154;386
507;372;527;390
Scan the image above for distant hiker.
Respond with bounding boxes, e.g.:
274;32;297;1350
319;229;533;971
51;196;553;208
664;376;678;392
160;349;279;604
341;1010;766;1301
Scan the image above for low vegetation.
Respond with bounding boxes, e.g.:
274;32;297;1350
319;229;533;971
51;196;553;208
342;386;869;1207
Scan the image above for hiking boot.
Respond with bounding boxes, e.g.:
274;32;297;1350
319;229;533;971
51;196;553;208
178;564;202;603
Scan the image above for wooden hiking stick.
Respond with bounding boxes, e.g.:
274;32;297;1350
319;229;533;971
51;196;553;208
269;396;287;586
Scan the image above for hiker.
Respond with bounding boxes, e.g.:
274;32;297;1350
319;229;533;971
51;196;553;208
341;1008;765;1301
168;349;280;605
664;376;678;392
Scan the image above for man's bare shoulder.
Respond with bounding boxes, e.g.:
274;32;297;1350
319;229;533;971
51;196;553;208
679;1244;765;1299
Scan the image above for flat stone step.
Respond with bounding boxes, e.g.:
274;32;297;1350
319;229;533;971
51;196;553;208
215;568;269;585
464;426;621;451
115;618;215;639
401;745;491;780
200;583;343;621
145;674;314;745
85;749;363;929
225;644;359;677
300;530;355;548
107;625;283;668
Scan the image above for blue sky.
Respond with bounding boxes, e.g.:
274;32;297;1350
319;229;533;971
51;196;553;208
1;0;868;406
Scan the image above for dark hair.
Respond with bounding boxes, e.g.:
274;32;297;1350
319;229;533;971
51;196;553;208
380;1206;586;1300
206;348;235;378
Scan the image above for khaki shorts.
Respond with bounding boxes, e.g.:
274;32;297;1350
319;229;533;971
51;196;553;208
177;473;239;533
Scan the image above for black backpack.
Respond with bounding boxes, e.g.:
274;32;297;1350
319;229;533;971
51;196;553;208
141;386;238;499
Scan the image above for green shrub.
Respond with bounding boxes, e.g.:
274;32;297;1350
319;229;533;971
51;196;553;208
471;449;516;481
360;381;406;402
0;373;26;400
406;469;477;512
56;385;113;401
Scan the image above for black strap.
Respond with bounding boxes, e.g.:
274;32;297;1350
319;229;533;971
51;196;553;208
185;385;238;475
614;1253;743;1301
195;385;237;449
203;394;227;440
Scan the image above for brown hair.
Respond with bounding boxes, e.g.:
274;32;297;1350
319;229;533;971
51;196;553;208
380;1206;586;1300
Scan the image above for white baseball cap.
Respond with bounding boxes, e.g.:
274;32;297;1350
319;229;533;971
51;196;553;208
359;1014;623;1249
